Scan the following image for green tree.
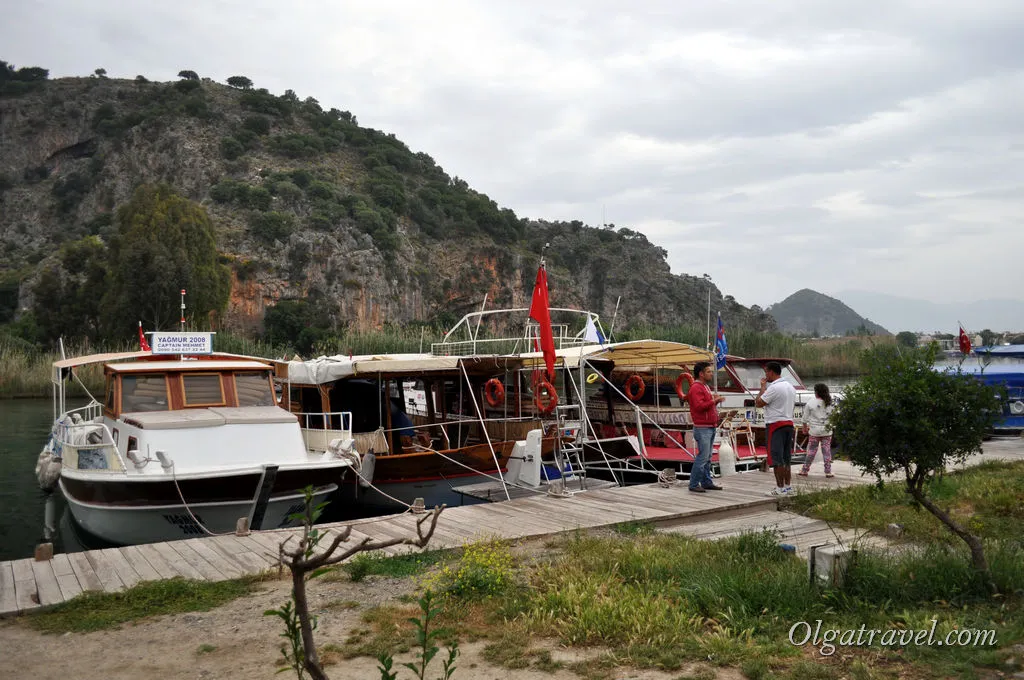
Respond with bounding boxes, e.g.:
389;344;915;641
103;184;231;337
979;328;997;347
93;68;107;78
227;75;253;89
177;69;200;80
895;331;917;348
832;345;1003;591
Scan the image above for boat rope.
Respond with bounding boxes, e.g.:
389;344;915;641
168;462;235;537
346;461;417;512
424;445;557;497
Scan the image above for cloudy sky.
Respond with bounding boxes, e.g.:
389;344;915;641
5;0;1024;311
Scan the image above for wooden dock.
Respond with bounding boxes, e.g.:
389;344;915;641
2;437;1022;617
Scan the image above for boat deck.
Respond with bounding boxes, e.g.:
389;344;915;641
2;437;1022;617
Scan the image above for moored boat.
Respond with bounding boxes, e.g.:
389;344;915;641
39;335;356;545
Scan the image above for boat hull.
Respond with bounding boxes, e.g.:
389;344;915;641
348;441;516;511
60;478;338;545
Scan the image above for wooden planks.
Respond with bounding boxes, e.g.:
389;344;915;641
1;439;1021;617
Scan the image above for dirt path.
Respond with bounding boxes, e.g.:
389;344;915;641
0;569;742;680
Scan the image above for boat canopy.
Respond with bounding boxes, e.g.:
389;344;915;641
515;339;714;370
283;352;526;384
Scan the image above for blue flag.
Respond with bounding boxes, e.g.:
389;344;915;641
715;313;728;369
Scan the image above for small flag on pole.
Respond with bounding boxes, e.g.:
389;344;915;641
958;324;972;355
137;321;151;352
715;313;728;369
583;316;605;345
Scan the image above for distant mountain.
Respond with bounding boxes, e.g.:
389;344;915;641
768;289;889;337
834;291;1024;334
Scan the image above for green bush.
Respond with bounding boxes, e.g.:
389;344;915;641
242;115;270;135
249;211;295;244
219;136;244;160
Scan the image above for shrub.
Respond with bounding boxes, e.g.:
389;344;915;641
174;79;201;94
242;115;270;135
249;211;295;244
219;136;244;160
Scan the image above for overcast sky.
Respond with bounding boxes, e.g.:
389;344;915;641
4;1;1023;310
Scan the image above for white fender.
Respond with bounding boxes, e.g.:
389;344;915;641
718;439;737;476
359;452;376;488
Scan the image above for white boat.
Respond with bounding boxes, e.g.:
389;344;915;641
39;341;356;546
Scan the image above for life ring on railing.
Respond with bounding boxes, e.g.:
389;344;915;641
1010;400;1024;416
675;372;695;401
534;380;558;414
484;378;505;408
624;374;646;401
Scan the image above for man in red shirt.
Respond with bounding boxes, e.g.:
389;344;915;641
688;361;725;492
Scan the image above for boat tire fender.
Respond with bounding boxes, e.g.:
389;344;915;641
624;374;646;401
484;378;505;408
675;372;694;401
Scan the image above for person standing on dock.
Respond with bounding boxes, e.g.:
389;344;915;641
756;361;796;496
797;383;835;478
688;361;726;493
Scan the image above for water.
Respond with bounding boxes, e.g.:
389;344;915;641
0;399;66;561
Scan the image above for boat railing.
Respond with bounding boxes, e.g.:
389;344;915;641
296;410;354;452
53;402;127;473
432;307;606;356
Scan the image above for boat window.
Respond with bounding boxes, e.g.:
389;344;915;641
121;374;169;412
182;373;225;407
780;365;804;388
715;369;739;391
730;365;765;390
235;372;275;407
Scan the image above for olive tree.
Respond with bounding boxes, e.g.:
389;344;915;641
832;345;1003;591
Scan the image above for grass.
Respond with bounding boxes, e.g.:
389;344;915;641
791;460;1024;544
25;576;261;633
338;548;448;582
343;514;1024;679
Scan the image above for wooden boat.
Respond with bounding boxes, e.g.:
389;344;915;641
39;338;354;546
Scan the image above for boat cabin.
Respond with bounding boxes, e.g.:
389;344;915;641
102;358;277;419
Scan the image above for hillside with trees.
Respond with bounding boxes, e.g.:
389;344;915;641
0;61;775;348
768;289;889;337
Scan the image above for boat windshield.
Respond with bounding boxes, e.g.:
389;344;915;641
235;372;276;407
730;363;803;390
121;374;169;412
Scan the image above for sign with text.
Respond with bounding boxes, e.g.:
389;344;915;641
151;332;213;355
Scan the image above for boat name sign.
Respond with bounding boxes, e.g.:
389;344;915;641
151;332;213;355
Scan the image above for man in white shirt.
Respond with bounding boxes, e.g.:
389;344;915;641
755;361;797;495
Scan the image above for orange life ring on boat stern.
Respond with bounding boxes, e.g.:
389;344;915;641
484;378;505;408
675;372;695;401
534;380;558;414
624;374;646;401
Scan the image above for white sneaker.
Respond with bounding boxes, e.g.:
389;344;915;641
783;486;793;495
767;487;786;496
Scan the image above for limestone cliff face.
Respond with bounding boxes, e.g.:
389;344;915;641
0;75;775;335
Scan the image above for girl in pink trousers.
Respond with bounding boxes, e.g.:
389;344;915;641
798;383;834;477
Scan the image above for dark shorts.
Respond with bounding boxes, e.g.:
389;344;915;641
768;424;795;468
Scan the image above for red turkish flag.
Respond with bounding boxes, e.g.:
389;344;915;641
138;321;151;352
958;326;971;355
529;265;556;380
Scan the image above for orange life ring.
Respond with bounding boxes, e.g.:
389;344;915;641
675;372;695;401
484;378;505;408
624;374;646;401
534;380;558;414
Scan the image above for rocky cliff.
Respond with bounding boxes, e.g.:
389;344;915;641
0;70;775;336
